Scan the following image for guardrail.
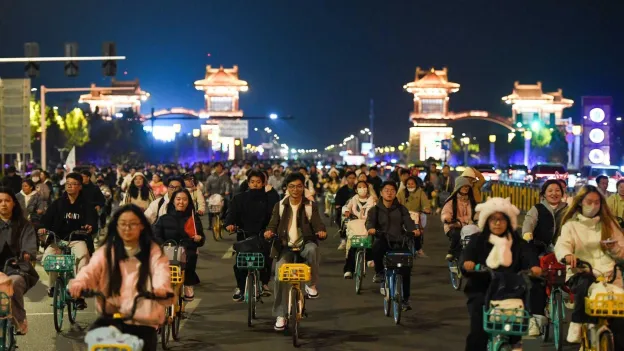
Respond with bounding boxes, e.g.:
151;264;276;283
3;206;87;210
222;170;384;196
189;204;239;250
482;182;574;213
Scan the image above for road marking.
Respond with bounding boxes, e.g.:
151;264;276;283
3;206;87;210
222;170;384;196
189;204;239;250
179;298;201;330
28;311;97;316
222;246;235;259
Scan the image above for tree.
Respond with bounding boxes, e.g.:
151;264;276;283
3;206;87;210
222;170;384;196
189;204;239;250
63;108;89;148
29;98;64;142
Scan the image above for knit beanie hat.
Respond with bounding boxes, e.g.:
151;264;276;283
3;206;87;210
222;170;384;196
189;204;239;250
475;197;520;231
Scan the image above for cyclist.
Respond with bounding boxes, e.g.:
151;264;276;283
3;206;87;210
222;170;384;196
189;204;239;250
153;189;205;301
322;169;340;216
342;180;375;278
144;176;183;225
462;197;541;351
606;179;624;219
226;170;278;301
184;174;206;216
263;172;326;331
398;176;431;258
335;171;357;250
460;167;486;203
367;166;383;198
441;177;477;261
554;185;624;345
0;187;38;335
121;172;155;211
68;204;173;351
39;172;97;309
366;181;420;310
356;172;377;202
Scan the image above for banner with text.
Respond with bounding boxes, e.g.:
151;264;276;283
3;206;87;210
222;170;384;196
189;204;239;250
218;120;248;139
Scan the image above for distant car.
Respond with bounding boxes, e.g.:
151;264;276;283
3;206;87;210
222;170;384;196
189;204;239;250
473;164;499;182
574;165;621;193
503;164;528;183
527;164;567;186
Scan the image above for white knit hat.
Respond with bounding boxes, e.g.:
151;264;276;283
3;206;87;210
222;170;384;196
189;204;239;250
475;197;520;231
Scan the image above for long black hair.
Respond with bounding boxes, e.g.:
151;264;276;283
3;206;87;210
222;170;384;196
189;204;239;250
0;187;29;255
166;188;196;216
128;174;151;200
449;186;477;223
104;204;160;297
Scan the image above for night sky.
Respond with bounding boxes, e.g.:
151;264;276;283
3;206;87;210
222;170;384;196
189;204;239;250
0;0;622;149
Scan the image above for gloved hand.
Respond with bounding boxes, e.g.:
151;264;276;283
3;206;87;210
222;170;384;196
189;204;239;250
522;232;533;242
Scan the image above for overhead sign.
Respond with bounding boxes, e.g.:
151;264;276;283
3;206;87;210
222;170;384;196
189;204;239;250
218;119;248;139
441;139;451;151
0;78;31;155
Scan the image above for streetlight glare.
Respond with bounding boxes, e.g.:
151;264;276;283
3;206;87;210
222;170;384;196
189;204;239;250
269;113;278;120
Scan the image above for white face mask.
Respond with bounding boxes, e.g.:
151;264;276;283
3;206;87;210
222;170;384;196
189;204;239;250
582;204;600;218
407;187;416;193
32;177;40;183
357;188;368;196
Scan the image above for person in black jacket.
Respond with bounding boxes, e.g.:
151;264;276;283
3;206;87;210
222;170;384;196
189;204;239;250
39;172;97;309
153;188;205;301
461;197;542;351
225;170;278;301
80;170;106;213
1;167;22;194
367;166;383;198
335;171;357;249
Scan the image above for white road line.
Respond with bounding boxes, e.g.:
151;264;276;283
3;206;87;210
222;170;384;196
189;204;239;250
28;311;97;316
179;298;201;330
222;246;235;259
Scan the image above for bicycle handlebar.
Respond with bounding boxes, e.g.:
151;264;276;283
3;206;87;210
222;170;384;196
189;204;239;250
80;290;174;321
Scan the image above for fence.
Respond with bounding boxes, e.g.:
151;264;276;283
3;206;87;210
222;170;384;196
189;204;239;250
482;182;574;213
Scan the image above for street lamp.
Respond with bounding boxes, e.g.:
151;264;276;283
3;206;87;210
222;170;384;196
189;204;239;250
572;125;582;168
461;137;470;165
192;129;200;138
270;113;278;120
173;124;181;133
489;135;496;164
523;130;532;166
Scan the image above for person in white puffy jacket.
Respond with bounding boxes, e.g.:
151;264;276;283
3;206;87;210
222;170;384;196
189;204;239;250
342;180;376;278
554;185;624;346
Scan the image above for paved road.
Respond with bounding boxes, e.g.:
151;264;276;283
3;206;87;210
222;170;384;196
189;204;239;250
19;212;577;350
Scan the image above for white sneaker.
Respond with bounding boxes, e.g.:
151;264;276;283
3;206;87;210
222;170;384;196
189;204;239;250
528;317;540;337
274;316;287;331
337;240;346;250
343;272;352;279
367;260;375;268
567;322;582;344
305;285;319;299
379;286;386;296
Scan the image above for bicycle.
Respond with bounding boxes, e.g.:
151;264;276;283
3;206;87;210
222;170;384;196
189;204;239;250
327;194;336;227
207;194;224;241
444;220;466;291
567;258;624;351
475;264;533;351
349;235;372;294
277;246;311;348
160;240;187;350
378;231;414;325
42;229;89;333
0;257;23;351
81;290;173;351
237;252;264;327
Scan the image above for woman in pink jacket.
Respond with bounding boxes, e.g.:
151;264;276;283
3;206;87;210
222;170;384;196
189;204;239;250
69;204;173;351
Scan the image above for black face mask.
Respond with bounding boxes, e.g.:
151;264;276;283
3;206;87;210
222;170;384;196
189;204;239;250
249;188;265;198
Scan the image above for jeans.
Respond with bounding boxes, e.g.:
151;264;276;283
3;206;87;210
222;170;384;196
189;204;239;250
43;240;90;286
372;238;412;300
272;242;319;317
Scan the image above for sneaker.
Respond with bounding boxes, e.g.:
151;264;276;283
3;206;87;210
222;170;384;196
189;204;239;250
372;273;384;283
232;288;243;302
402;300;412;311
337;240;346;250
344;272;353;279
567;322;582;343
379;284;386;296
367;261;375;268
528;317;541;337
261;284;272;297
75;298;87;310
305;285;319;299
15;319;27;335
416;250;428;258
445;253;454;261
274;316;287;331
47;287;54;298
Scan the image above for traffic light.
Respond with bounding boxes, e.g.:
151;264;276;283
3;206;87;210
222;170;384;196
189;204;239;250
64;42;79;77
102;42;117;76
24;42;40;78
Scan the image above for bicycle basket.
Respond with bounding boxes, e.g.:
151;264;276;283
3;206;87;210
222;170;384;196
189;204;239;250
482;306;530;336
539;253;566;286
349;236;372;249
209;204;223;213
236;252;265;270
383;252;413;268
43;254;75;272
90;345;132;351
169;265;184;285
0;293;10;318
585;292;624;317
278;264;311;282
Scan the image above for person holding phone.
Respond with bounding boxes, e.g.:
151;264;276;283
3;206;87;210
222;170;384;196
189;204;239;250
555;185;624;346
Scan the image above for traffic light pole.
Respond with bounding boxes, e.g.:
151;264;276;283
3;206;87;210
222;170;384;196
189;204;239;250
0;56;126;63
39;86;136;170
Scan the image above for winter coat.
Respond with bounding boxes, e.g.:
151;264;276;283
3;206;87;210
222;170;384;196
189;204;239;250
522;199;568;246
397;188;430;213
365;199;417;243
342;195;376;219
204;172;232;197
225;189;277;234
16;191;46;221
41;192;98;241
153;208;205;251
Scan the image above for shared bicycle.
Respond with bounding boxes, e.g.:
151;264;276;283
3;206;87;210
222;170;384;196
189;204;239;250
237;252;265;327
0;257;24;350
207;194;224;241
277;246;311;347
349;235;372;294
160;240;187;350
378;231;414;325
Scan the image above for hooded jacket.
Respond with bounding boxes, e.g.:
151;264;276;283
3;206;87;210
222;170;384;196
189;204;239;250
41;192;98;241
365;199;416;242
16;190;46;220
226;189;278;235
441;177;477;233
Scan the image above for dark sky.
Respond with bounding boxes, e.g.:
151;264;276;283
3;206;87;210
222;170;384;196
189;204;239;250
0;0;622;149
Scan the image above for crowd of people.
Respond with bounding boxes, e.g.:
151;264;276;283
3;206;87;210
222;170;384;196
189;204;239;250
2;160;624;350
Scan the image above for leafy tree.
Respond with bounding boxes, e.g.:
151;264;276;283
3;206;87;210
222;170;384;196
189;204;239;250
63;108;89;148
29;98;63;141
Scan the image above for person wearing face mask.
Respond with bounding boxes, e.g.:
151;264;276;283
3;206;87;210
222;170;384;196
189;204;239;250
462;197;542;351
225;170;278;301
607;179;624;222
342;180;376;278
555;185;624;345
398;177;431;258
335;171;357;250
441;177;477;261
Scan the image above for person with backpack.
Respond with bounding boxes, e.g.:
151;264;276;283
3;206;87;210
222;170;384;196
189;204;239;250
263;172;326;331
144;177;183;225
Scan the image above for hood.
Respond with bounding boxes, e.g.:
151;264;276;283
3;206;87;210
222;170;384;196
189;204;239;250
444;176;474;204
130;172;148;185
461;167;477;179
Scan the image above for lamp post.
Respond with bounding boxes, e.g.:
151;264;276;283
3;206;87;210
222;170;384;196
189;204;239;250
523;130;532;166
572;125;582;168
489;135;496;164
173;124;181;163
461;137;470;165
192;129;200;161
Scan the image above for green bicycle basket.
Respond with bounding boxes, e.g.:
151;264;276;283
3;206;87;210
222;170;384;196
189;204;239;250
236;253;265;270
482;306;530;336
43;254;75;272
0;293;10;318
349;236;372;249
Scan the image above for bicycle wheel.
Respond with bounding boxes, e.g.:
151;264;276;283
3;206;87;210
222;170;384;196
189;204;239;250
53;278;65;332
290;288;300;347
161;307;171;350
7;320;15;351
172;297;182;341
355;250;364;294
246;273;255;327
211;215;220;241
252;271;259;319
383;276;390;317
499;344;513;351
393;274;403;325
552;291;564;351
600;330;615;351
213;216;222;240
448;260;461;291
67;277;77;325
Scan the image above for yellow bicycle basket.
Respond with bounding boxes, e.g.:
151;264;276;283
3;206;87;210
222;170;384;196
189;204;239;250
90;344;132;351
278;264;311;282
170;265;184;285
585;292;624;317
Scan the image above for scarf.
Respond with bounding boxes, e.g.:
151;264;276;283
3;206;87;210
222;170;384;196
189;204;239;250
486;233;513;269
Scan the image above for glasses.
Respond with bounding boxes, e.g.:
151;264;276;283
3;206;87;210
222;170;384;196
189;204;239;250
488;216;507;224
168;185;182;190
118;222;141;230
66;182;81;187
382;189;396;194
287;184;304;190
